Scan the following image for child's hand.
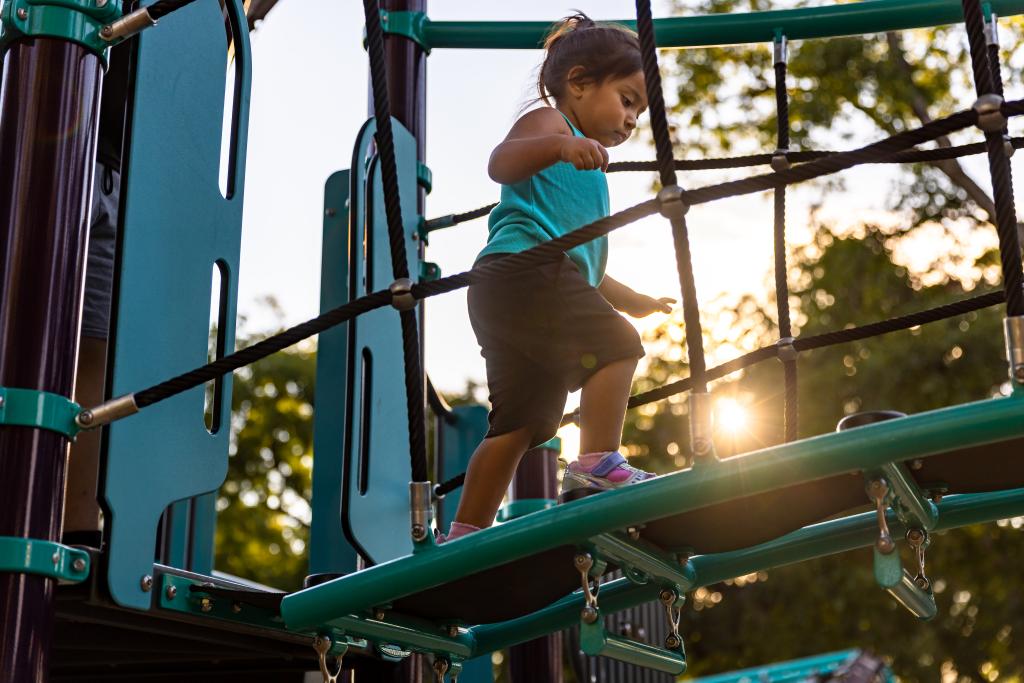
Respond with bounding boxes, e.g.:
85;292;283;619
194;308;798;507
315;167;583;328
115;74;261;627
559;136;609;172
622;294;675;318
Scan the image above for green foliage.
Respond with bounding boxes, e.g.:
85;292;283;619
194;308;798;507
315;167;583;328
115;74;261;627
214;329;316;592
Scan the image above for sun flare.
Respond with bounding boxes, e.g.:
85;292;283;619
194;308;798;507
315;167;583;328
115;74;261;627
716;398;748;434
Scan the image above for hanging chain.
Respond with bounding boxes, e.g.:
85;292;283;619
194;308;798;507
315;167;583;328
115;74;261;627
866;479;895;554
659;588;683;650
575;553;601;624
906;528;931;590
313;635;345;683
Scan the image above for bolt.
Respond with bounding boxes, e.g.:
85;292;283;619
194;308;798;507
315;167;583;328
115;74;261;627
907;528;925;544
232;602;242;614
911;459;923;470
665;633;682;650
199;597;213;612
165;585;177;600
373;608;386;621
140;575;153;592
410;523;426;541
52;552;61;566
100;25;114;39
932;493;944;504
914;575;932;591
627;527;639;540
659;588;676;605
17;8;28;20
325;207;336;217
447;625;459;638
72;558;87;573
0;396;5;408
77;410;94;427
693;438;712;456
580;606;599;624
574;553;593;572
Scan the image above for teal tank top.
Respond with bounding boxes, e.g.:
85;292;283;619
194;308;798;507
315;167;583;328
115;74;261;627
477;112;610;287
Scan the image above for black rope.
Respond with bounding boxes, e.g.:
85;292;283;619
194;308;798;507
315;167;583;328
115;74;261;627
635;0;708;394
362;0;429;483
146;0;203;20
773;41;798;443
962;0;1024;317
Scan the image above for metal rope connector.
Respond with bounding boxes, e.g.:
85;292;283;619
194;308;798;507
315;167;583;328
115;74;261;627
985;12;1000;47
775;336;798;362
389;278;417;311
770;149;791;172
773;35;788;66
1004;316;1024;384
657;185;689;220
409;481;432;542
973;93;1006;133
76;394;139;429
1003;134;1015;158
100;7;157;42
688;391;714;459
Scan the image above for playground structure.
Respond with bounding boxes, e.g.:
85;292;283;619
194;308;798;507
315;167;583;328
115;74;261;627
2;0;1024;681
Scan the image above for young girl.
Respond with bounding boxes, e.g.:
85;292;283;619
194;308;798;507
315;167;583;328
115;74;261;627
444;14;674;543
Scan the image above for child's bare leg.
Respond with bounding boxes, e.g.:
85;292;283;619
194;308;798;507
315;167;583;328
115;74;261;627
453;426;533;528
579;357;638;454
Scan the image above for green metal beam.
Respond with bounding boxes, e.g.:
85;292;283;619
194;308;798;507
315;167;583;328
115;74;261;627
282;394;1024;630
390;0;1024;50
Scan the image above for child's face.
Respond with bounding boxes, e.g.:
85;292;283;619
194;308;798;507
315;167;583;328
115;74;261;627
573;70;647;148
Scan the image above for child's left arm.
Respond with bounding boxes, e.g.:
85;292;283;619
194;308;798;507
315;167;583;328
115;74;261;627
599;276;675;317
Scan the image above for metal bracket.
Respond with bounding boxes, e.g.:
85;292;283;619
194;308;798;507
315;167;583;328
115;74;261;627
0;536;91;583
688;391;714;460
0;386;81;439
369;9;431;54
773;34;788;66
419;261;441;282
409;481;433;544
579;605;687;675
985;11;1000;46
1004;316;1024;385
0;0;121;63
416;161;433;194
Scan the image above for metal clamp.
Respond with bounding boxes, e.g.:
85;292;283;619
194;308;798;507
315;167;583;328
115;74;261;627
770;149;790;172
409;481;432;543
689;392;714;459
906;528;931;591
973;94;1007;133
0;386;81;439
575;552;601;624
985;12;1000;47
390;278;417;311
866;479;895;554
657;185;689;220
775;336;797;362
76;393;139;430
1004;316;1024;384
313;635;346;683
773;35;788;65
0;537;91;584
0;0;121;62
659;588;684;651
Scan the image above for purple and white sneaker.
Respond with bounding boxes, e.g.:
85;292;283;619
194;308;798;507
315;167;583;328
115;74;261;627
560;451;655;498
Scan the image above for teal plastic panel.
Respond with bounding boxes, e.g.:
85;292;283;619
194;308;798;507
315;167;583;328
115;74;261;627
309;170;359;577
103;0;250;609
343;118;421;564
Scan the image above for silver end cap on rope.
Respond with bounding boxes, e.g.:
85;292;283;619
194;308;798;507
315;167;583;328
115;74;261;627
688;392;714;460
76;394;139;429
100;7;157;42
409;481;432;542
390;278;417;311
1004;316;1024;385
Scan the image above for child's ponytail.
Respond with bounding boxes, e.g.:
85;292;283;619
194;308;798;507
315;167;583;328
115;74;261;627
537;12;641;106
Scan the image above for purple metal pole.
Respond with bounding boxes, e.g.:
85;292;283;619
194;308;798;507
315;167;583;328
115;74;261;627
509;445;564;683
0;38;103;682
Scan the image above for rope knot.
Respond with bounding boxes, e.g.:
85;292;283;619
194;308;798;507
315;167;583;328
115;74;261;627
389;278;417;311
973;94;1007;132
657;185;689;219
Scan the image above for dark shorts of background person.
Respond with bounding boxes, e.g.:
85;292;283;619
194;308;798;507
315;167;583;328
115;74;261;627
468;253;645;449
82;162;119;340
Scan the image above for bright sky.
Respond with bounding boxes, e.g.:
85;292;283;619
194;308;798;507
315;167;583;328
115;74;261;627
236;1;1021;457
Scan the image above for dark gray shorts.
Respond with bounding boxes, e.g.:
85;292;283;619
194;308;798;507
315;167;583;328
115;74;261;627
82;163;119;339
468;254;645;448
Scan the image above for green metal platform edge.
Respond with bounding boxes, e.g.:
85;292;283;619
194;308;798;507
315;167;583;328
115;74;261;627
282;392;1024;630
0;386;80;439
380;0;1024;50
692;649;895;683
0;537;90;583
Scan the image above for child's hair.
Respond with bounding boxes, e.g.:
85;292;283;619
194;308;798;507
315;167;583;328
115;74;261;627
537;12;642;106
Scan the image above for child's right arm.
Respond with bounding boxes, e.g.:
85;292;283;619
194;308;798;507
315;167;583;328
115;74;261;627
488;108;609;185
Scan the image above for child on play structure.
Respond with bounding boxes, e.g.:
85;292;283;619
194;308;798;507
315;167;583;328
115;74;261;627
442;13;675;543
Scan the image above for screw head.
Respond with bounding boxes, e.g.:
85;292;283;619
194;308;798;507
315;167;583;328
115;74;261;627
373;608;386;621
627;526;640;540
659;588;676;605
72;557;87;573
232;602;242;614
1013;364;1024;383
325;208;336;217
100;25;114;38
665;633;682;650
165;585;177;600
77;410;94;427
17;8;28;20
52;552;61;566
140;575;153;592
914;576;932;591
199;597;213;612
